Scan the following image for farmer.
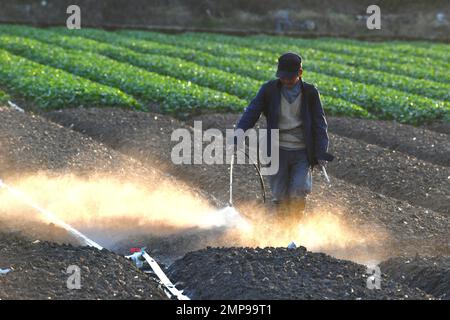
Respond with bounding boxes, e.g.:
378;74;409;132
234;52;333;221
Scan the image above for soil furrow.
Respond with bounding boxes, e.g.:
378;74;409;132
327;117;450;167
0;232;167;300
42;108;449;261
167;247;432;300
1;105;448;300
47;109;449;214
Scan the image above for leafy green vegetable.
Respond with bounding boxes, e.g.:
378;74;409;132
0;49;140;111
0;34;246;115
0;24;448;124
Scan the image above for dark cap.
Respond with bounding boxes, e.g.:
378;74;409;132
276;52;302;79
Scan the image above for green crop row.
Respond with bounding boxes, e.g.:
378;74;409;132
302;37;448;55
0;25;262;102
59;28;447;124
0;25;447;123
117;30;450;101
326;38;449;64
174;31;450;85
0;26;370;119
303;38;448;67
0;34;247;115
53;28;373;118
0;49;140;110
306;58;450;102
181;32;449;70
0;88;10;104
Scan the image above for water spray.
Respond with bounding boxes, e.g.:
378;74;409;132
0;178;102;249
221;148;267;231
0;177;189;300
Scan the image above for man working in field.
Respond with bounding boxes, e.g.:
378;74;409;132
235;52;333;221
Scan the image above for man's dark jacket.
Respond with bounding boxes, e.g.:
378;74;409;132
236;78;334;168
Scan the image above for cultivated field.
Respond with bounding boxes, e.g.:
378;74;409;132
0;25;448;300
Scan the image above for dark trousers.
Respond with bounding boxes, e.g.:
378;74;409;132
268;148;312;219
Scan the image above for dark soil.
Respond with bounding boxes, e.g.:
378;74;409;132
0;106;213;205
0;232;167;300
45;109;450;214
422;121;450;135
327;133;449;214
44;107;243;207
0;105;212;299
167;246;431;300
110;227;231;267
44;108;450;261
327;117;450;167
380;255;450;300
1;105;449;299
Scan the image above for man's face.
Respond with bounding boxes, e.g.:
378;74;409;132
280;65;303;88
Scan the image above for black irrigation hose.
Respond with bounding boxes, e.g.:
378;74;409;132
229;148;266;206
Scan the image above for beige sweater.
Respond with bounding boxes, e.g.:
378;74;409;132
278;92;305;150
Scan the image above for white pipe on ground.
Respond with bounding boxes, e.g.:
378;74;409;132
0;178;103;250
0;178;188;300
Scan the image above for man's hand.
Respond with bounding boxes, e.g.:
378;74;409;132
317;159;328;168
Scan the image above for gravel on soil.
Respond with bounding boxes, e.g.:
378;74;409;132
167;246;432;300
0;232;167;300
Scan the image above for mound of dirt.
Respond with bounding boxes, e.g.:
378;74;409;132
327;117;450;167
380;255;450;299
1;105;448;300
0;105;215;205
167;246;432;299
0;232;167;300
0;107;128;178
423;121;450;135
327;133;450;214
